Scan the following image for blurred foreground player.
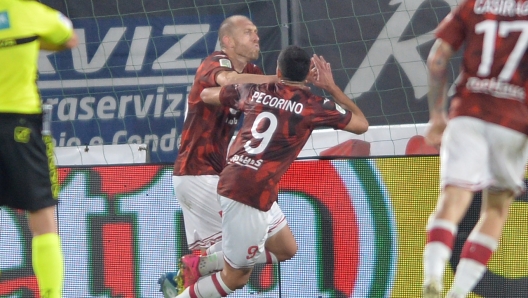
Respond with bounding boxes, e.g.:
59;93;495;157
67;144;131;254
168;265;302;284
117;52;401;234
423;1;528;297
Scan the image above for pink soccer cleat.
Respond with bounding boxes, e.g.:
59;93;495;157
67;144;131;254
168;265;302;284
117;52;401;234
176;254;201;293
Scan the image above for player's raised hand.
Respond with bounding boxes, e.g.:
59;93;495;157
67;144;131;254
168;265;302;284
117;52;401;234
305;59;318;85
310;55;337;91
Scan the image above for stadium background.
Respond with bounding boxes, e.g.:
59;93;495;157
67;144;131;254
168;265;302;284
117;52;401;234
1;0;528;297
32;0;461;162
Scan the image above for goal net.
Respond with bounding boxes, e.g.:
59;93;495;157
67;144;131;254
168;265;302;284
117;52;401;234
38;0;461;163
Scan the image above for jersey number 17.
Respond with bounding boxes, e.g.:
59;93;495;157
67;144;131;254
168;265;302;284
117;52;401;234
476;20;528;82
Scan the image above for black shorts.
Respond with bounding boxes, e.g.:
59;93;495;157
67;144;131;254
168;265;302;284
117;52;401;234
0;113;58;211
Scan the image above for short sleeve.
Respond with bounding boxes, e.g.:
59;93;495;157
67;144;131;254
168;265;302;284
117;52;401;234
435;1;470;51
34;3;73;45
197;54;264;87
311;97;352;129
197;55;234;87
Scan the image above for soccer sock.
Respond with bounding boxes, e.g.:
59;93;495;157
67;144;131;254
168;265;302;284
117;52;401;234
256;249;278;264
177;272;233;298
199;252;225;275
32;233;64;298
198;250;278;276
447;232;497;297
205;241;223;255
423;219;457;285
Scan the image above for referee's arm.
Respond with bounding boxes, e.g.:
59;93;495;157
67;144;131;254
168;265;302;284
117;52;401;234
40;32;78;52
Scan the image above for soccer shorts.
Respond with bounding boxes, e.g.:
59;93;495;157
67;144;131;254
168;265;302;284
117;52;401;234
441;116;528;195
219;195;288;269
173;175;223;250
0;113;58;211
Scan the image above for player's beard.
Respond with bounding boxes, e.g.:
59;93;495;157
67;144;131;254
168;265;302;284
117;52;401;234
247;47;260;61
236;43;260;62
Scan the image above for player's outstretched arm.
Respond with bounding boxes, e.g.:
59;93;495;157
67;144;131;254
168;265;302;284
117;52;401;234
200;87;222;105
310;55;368;134
425;38;454;148
216;71;278;86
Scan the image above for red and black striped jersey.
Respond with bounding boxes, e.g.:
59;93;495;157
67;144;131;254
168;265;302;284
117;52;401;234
173;51;263;176
217;83;352;211
437;0;528;135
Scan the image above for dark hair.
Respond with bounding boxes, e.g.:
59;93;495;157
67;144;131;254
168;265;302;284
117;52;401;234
277;45;310;82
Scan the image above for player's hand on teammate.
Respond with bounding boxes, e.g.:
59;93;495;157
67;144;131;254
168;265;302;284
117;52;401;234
424;115;447;149
309;54;338;92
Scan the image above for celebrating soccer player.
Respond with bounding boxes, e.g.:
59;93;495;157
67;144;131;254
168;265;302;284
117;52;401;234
169;45;368;297
159;15;297;297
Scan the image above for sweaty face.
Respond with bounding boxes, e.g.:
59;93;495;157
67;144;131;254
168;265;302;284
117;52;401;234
231;19;260;61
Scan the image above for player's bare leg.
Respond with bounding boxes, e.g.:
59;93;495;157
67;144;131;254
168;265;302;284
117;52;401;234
264;224;297;261
28;205;57;236
165;217;297;295
200;224;296;275
28;206;64;298
199;224;296;275
423;185;473;297
220;261;252;291
446;189;513;298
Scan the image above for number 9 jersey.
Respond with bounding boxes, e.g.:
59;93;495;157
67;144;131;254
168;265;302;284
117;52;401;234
216;83;352;211
436;0;528;135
